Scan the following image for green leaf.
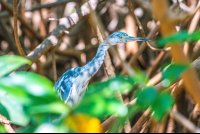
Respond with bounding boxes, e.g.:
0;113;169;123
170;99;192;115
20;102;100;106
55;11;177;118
107;75;134;94
156;30;200;47
0;104;9;119
162;63;190;87
0;55;31;77
0;85;34;106
0;71;69;128
151;92;174;121
135;87;157;109
27;102;69;115
0;124;7;133
0;72;56;105
74;94;127;120
0;95;30;126
131;71;148;85
88;75;134;95
35;124;68;133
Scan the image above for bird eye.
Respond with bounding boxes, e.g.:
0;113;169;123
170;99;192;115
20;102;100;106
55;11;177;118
119;36;123;39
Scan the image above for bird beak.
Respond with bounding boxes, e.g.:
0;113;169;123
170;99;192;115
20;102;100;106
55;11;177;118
125;36;151;42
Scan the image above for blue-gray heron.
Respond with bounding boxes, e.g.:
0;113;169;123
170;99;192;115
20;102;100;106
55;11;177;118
54;32;150;106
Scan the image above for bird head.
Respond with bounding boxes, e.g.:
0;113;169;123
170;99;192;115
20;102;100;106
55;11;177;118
107;32;150;45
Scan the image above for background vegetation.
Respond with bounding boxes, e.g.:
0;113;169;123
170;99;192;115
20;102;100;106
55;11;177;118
0;0;200;133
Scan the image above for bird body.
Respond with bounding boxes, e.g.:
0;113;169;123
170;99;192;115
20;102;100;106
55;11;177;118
54;32;150;106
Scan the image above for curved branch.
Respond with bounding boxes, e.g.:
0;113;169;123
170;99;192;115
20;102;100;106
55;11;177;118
16;0;105;71
13;0;25;57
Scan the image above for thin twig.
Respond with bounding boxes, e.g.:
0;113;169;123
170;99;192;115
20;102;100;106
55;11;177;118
0;1;81;19
39;7;47;37
166;112;175;133
183;1;200;56
133;0;152;13
55;44;98;64
121;25;159;74
147;51;168;77
0;0;43;42
0;21;19;55
0;118;11;125
171;111;200;133
149;119;159;133
17;0;22;8
13;0;25;57
128;0;170;52
129;109;150;133
158;117;168;133
101;115;118;132
140;120;150;133
0;114;15;133
52;49;57;84
42;55;70;70
55;49;82;59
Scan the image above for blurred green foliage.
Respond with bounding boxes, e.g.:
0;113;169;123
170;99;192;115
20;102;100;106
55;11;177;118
0;55;178;133
0;55;69;132
156;30;200;47
161;63;190;87
0;55;31;77
74;76;134;120
135;87;158;109
151;92;174;121
135;87;174;121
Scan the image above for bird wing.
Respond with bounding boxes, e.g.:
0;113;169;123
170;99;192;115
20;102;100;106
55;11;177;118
54;67;83;103
60;78;73;101
54;68;75;102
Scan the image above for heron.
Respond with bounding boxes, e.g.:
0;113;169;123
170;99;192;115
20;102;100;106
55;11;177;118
53;32;150;106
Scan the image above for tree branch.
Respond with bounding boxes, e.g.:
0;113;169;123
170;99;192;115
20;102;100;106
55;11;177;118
13;0;25;57
16;0;105;71
0;114;15;133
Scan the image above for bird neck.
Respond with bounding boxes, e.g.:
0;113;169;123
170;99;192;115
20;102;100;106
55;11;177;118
82;41;110;78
